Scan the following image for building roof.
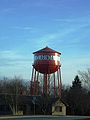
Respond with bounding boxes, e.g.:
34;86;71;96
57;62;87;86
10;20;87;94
33;46;61;54
52;98;68;107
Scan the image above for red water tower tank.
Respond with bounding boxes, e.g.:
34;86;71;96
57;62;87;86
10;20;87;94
30;47;62;97
33;46;61;74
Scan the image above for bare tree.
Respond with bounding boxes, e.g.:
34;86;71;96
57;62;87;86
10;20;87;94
0;76;29;115
78;68;90;90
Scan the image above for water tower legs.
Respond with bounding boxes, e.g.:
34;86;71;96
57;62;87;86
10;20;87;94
33;70;36;95
43;74;49;95
57;68;62;98
30;67;62;97
53;73;56;97
30;68;39;95
36;72;39;95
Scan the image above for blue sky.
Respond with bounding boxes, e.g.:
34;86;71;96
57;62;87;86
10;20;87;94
0;0;90;85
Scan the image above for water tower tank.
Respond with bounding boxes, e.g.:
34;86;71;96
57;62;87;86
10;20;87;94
33;46;61;74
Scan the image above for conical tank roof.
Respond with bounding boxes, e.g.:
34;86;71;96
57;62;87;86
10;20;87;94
33;46;61;54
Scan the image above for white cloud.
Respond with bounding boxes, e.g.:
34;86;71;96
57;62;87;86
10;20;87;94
35;23;87;47
12;26;33;30
54;16;90;23
0;50;32;67
0;8;11;13
11;26;38;33
0;50;20;59
0;50;33;79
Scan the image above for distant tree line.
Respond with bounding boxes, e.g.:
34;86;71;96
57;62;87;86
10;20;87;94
0;68;90;115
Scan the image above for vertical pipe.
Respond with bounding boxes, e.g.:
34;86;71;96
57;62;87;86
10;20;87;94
59;68;62;98
42;74;44;95
57;67;62;98
57;68;60;97
47;74;49;95
48;74;50;95
36;72;39;95
44;74;48;95
53;73;56;97
47;74;48;94
33;70;36;95
31;67;34;81
31;67;34;95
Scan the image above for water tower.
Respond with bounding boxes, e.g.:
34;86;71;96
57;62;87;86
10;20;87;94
30;46;62;97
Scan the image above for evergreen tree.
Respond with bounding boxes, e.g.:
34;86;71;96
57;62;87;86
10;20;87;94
67;75;84;115
72;75;82;89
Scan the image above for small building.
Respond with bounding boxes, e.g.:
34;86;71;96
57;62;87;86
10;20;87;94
52;99;66;116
